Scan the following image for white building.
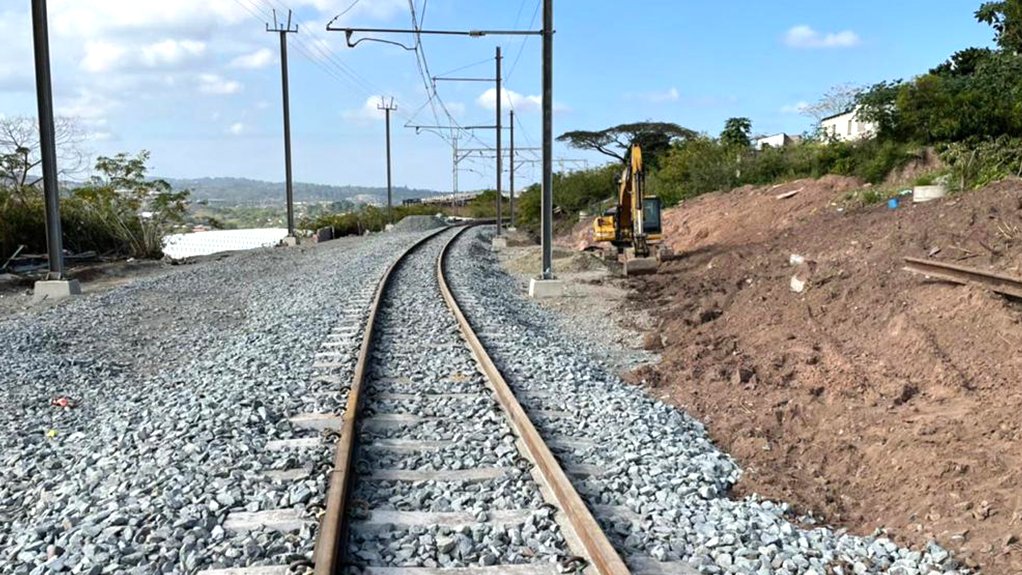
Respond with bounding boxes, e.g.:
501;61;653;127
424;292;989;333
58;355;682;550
753;133;795;150
819;106;876;142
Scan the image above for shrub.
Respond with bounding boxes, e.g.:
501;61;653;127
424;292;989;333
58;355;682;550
0;151;187;260
940;136;1022;189
652;138;917;207
300;203;443;237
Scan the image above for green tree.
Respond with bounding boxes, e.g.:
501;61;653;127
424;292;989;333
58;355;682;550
467;189;509;218
930;47;995;77
72;151;189;258
556;121;696;166
654;136;736;204
720;117;752;149
977;0;1022;53
856;80;905;140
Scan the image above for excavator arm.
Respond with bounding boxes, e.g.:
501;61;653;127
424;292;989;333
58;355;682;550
590;143;668;274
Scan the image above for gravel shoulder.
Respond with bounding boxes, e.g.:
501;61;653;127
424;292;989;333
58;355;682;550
0;232;427;574
449;226;968;575
494;238;659;378
0;259;179;320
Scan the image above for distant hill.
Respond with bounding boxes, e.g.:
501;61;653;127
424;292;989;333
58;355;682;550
163;177;443;205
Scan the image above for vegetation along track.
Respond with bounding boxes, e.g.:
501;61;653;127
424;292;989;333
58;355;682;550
314;225;630;575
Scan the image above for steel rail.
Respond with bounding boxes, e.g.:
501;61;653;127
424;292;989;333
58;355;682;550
903;256;1022;299
313;225;452;575
436;226;632;575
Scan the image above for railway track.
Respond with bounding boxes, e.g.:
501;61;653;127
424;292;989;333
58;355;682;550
313;225;630;574
903;256;1022;299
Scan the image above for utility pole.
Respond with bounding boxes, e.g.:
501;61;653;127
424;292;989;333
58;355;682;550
268;10;298;242
31;0;62;280
540;0;554;280
509;109;515;229
452;134;459;195
495;46;503;236
30;0;78;298
378;97;397;224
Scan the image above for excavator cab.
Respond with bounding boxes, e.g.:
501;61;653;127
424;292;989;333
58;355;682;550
642;197;662;236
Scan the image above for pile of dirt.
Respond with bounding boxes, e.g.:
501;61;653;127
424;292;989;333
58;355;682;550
632;177;1022;573
564;215;601;251
391;214;447;232
504;246;609;276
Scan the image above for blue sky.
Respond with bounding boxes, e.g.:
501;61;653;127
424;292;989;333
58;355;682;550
0;1;997;192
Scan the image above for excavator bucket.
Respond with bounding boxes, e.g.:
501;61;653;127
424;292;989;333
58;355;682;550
623;257;659;275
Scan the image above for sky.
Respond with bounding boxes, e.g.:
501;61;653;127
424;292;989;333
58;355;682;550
0;0;998;192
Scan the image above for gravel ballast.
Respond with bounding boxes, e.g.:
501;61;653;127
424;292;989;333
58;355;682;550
445;226;969;575
0;232;426;574
347;227;574;570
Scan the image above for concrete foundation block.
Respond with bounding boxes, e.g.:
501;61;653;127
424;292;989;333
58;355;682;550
281;236;298;247
528;278;564;298
33;279;81;302
491;236;508;250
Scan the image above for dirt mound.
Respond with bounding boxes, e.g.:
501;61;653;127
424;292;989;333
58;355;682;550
504;246;609;276
662;175;865;254
564;215;600;251
633;176;1022;573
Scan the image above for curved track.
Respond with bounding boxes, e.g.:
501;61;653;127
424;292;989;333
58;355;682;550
313;225;630;575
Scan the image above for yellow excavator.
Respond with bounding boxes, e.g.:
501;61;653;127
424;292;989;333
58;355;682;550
592;144;669;275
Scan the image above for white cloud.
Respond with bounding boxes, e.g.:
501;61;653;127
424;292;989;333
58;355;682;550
781;101;810;114
81;40;128;73
784;25;860;49
81;38;207;72
49;1;250;38
626;87;680;103
343;96;393;122
0;10;33;90
227;122;245;135
649;87;680;103
231;48;275;70
199;73;242;95
58;89;116;122
475;88;569;114
0;0;412;174
300;0;406;23
476;88;542;113
57;88;119;140
141;39;207;68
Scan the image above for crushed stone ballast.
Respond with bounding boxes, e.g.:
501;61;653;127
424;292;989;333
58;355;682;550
445;226;970;575
314;225;629;574
0;233;427;575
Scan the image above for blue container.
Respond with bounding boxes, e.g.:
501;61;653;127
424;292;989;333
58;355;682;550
887;198;899;209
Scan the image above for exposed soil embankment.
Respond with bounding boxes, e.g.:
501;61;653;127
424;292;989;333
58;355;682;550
633;177;1022;573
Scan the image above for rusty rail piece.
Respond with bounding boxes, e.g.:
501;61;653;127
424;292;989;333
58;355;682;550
313;226;452;575
903;256;1022;299
436;226;632;575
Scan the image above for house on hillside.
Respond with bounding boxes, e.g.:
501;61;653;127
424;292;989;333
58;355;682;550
819;106;876;142
753;133;798;150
